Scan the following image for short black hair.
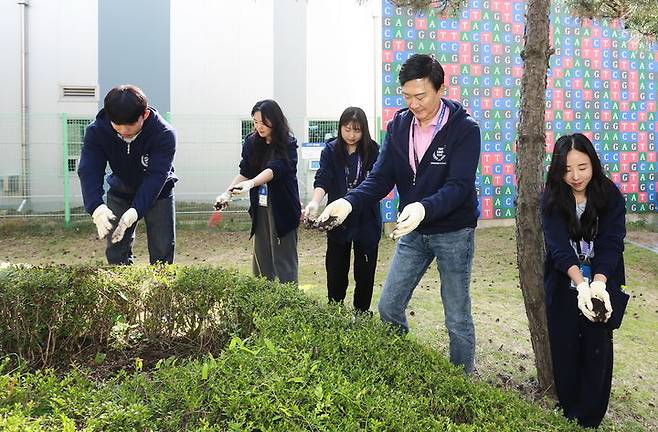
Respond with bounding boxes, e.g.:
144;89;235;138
104;85;148;124
398;54;445;91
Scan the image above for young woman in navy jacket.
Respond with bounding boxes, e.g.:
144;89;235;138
215;100;301;283
542;133;627;429
304;107;381;312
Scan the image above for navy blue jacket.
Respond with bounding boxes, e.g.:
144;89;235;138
314;139;382;253
344;99;480;233
78;107;177;218
240;133;301;238
542;184;626;310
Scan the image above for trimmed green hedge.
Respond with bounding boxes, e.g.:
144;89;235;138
0;265;247;368
0;265;584;431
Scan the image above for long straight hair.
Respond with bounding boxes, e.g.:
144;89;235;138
249;99;292;170
335;107;377;169
543;133;614;241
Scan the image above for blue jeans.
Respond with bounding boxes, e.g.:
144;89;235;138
377;228;476;373
106;192;176;265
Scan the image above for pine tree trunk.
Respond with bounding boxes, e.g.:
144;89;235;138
516;0;555;396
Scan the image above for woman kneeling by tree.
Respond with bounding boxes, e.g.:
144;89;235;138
542;133;629;428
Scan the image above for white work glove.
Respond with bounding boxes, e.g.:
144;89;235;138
214;191;231;210
316;198;352;230
590;280;613;321
92;204;116;239
390;202;425;240
230;179;255;197
303;201;320;221
576;281;596;322
111;208;138;244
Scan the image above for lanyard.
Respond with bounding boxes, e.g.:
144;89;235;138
411;102;447;184
574;239;594;263
345;154;362;191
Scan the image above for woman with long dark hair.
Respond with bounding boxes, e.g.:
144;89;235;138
542;133;628;428
215;99;300;283
304;107;381;312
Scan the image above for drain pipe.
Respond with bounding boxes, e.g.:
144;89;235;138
18;0;29;211
372;1;379;141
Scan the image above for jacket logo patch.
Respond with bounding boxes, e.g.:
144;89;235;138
141;154;150;168
432;147;447;164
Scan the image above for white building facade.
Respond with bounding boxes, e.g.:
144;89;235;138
0;0;381;214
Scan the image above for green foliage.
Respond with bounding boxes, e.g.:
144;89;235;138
0;265;246;368
0;265;126;367
0;265;590;431
567;0;658;40
627;218;658;233
356;0;467;16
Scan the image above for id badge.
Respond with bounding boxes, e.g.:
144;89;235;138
258;184;268;207
571;262;592;288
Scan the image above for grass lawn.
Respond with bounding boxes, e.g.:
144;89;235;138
1;215;656;431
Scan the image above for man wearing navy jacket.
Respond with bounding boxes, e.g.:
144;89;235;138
318;54;481;373
78;85;177;265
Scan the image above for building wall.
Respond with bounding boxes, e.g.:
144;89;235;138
99;0;170;113
0;3;21;114
0;0;98;211
0;0;381;212
171;0;275;116
33;0;97;211
170;0;276;201
306;0;380;135
0;1;22;185
274;0;307;143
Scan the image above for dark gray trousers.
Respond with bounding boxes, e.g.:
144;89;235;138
252;205;298;284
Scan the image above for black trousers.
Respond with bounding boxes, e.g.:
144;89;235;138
325;238;378;312
547;287;614;429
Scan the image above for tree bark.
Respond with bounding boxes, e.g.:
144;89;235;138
516;0;555;396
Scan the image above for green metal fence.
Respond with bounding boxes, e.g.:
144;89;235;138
0;113;380;226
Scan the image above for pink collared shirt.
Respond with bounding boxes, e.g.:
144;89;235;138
408;101;449;174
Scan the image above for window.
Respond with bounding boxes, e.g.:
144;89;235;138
66;118;92;172
0;175;20;194
241;119;254;143
307;120;338;143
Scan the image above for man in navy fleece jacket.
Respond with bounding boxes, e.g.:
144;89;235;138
78;85;177;265
318;54;481;373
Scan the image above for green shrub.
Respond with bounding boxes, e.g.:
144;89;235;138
0;265;587;431
0;265;247;369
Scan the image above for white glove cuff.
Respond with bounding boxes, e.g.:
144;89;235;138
590;281;607;291
92;204;109;219
576;281;589;293
342;199;353;213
